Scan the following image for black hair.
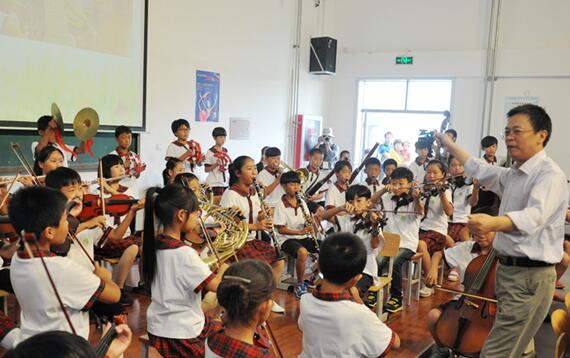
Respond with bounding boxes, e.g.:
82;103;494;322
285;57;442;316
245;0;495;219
4;330;95;358
333;160;352;173
345;184;371;201
309;148;323;156
33;146;64;176
426;159;447;177
260;146;269;156
229;155;254;186
101;154;123;179
163;158;183;186
390;167;414;183
364;157;381;168
174;172;200;186
8;187;67;240
171;118;190;134
507;104;552;146
445;129;458;140
264;147;281;158
36;115;52;131
382;158;398;171
415;139;430;150
45;167;81;190
319;233;367;285
114;125;132;138
481;135;498;148
340;150;350;157
217;260;275;327
280;171;301;185
212;127;227;137
143;184;199;286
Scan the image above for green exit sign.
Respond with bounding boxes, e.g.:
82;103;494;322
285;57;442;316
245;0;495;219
395;56;413;65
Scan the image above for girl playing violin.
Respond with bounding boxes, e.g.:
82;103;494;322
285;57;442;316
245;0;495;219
143;184;225;356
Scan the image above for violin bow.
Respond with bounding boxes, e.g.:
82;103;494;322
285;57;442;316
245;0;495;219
67;231;96;267
434;285;498;304
10;143;42;186
0;174;20;210
98;160;107;217
21;231;77;335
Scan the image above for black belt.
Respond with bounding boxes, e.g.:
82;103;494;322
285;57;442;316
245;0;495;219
498;255;554;268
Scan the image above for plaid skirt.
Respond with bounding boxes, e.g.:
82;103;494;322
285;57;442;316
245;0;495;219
95;235;142;259
237;240;279;265
0;312;16;341
447;223;466;242
419;229;447;255
148;316;222;357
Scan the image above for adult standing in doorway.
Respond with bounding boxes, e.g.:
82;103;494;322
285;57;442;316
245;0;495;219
315;128;339;170
435;104;568;358
379;131;394;162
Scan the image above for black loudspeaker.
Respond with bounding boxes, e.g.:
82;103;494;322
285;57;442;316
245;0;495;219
309;37;337;75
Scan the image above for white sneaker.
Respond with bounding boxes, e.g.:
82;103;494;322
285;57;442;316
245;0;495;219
271;301;285;313
419;286;434;298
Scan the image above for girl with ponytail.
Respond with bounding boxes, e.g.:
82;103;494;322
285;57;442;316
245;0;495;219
143;184;225;356
205;260;276;357
162;158;184;186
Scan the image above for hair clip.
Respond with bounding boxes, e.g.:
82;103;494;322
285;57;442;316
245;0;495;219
224;275;251;284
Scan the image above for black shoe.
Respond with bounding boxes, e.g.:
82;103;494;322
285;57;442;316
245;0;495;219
120;289;134;306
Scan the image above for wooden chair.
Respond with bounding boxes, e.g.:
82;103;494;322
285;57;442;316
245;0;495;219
552;308;570;337
372;232;400;321
405;253;423;305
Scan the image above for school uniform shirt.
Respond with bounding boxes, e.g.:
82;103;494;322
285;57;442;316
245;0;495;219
90;185;136;240
109;148;145;178
68;227;102;271
256;169;285;208
407;157;432;184
204;147;231;188
360;177;383;195
220;186;262;241
298;290;394;358
420;189;452;236
31;142;75;167
465;150;568;264
337;215;383;281
301;167;329;198
273;196;311;245
443;241;482;283
449;184;474;224
381;195;421;252
11;250;103;343
146;235;215;339
324;183;346;209
165;141;196;173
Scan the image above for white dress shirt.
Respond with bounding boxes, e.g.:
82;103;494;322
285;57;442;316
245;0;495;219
465;150;568;263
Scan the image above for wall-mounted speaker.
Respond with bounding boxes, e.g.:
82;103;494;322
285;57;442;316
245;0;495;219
309;37;337;75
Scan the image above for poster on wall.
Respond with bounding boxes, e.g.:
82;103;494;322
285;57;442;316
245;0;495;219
294;114;322;168
195;70;220;122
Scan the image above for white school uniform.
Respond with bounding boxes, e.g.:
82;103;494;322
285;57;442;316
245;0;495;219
449;184;474;224
256;169;285;208
443;241;481;282
68;227;102;271
273;196;311;246
299;291;394;358
420;189;452;236
11;252;102;343
165;141;194;173
337;215;383;282
360;178;383;196
407;157;432;184
325;183;346;209
204;147;230;188
302;168;329;198
146;235;214;339
381;195;421;252
220;187;262;240
31;142;75;167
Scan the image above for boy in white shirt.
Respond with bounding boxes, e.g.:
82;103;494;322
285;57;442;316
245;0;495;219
109;125;146;195
256;147;286;208
447;156;479;243
381;158;398;185
360;157;382;195
300;148;328;204
408;139;432;184
8;186;120;343
324;160;352;210
298;232;399;357
165;118;205;173
204;127;232;197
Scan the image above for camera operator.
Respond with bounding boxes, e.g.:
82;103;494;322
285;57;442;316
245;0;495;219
315;128;339;170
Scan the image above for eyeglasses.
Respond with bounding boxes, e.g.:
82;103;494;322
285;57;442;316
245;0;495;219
501;128;534;138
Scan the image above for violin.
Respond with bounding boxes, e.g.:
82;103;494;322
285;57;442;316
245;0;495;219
93;314;128;358
432;249;497;357
78;193;139;221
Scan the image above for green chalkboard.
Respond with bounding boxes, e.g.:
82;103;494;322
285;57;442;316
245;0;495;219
0;129;139;174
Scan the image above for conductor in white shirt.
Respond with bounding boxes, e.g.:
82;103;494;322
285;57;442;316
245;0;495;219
436;104;568;358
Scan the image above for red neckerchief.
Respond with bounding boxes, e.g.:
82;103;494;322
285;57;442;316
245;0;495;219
483;154;497;164
209;146;232;181
115;146;129;157
313;288;352;302
334;182;347;193
171;139;204;164
230;184;256;224
306;165;319;175
264;167;279;177
281;195;300;215
155;234;187;250
365;177;380;185
18;249;57;259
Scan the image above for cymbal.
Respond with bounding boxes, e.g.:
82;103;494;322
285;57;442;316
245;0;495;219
73;107;99;141
50;102;64;133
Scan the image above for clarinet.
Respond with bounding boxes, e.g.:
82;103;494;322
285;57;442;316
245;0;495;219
295;192;320;256
252;180;285;260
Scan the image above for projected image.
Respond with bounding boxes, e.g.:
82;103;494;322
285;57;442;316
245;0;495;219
0;0;146;128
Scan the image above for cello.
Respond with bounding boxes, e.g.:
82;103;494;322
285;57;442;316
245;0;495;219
432;248;498;357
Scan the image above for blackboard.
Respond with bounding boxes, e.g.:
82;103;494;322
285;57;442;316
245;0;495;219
0;130;138;174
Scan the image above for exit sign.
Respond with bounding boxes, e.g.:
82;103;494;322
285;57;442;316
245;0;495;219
395;56;413;65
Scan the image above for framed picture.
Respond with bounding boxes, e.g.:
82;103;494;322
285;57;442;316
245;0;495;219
294;114;322;168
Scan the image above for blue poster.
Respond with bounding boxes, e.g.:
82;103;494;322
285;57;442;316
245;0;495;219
195;70;220;122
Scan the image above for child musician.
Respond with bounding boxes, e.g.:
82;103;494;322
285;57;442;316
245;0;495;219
204;127;232;197
31;115;85;167
298;233;399;357
324;160;352;210
447;156;478;243
408;139;432;184
206;260;277;357
110;125;146;178
322;185;384;303
299;148;327;204
143;184;225;356
33;146;64;177
471;135;503;216
381;158;398;185
220;156;286;313
376;167;423;313
273;172;319;298
165;118;205;173
8;186;121;343
418;159;454;298
360;157;382;195
256;147;285;208
163;158;185;186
